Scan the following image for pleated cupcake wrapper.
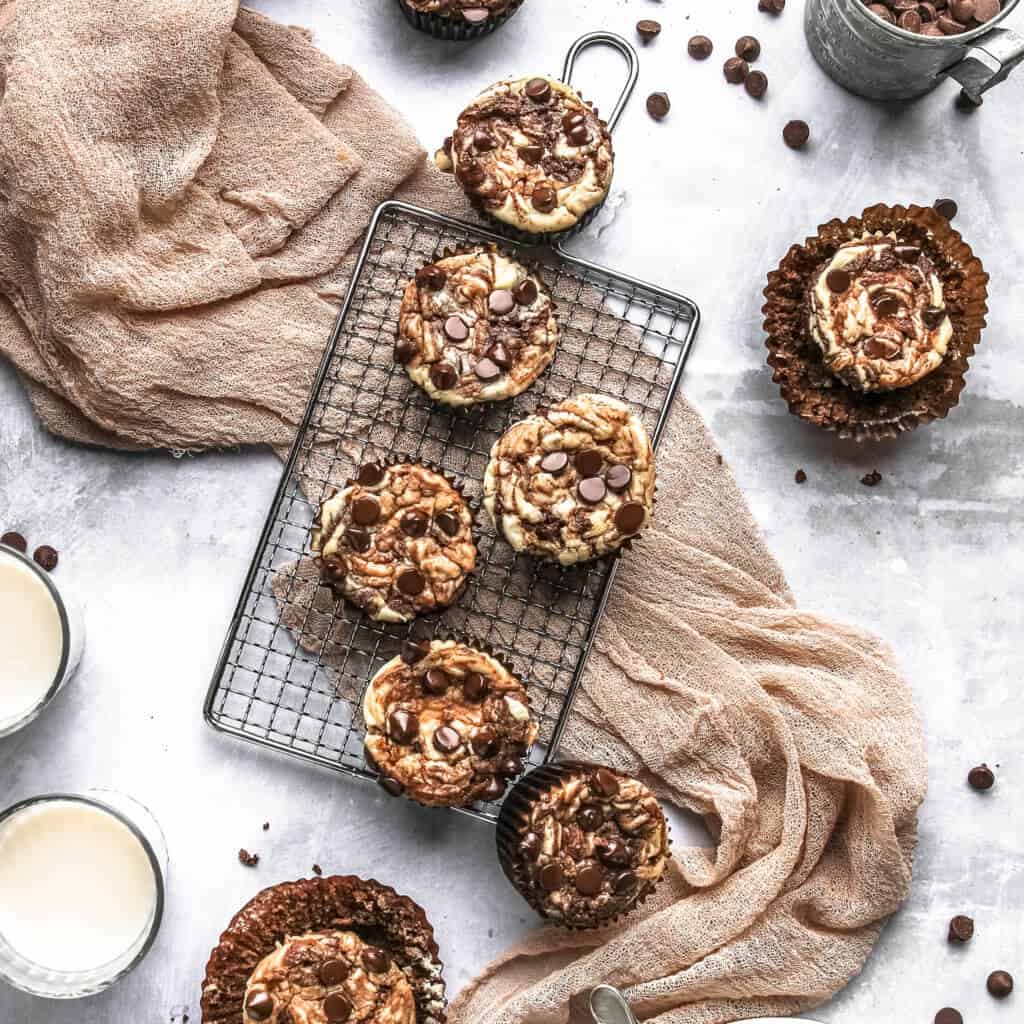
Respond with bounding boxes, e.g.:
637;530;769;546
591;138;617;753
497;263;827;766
199;875;447;1024
762;203;989;442
396;0;525;41
495;761;670;930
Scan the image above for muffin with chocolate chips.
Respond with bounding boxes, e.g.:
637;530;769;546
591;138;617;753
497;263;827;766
764;203;988;440
484;394;656;564
312;462;476;623
396;248;557;406
497;763;670;928
397;0;526;41
364;639;538;807
436;75;613;241
200;876;446;1024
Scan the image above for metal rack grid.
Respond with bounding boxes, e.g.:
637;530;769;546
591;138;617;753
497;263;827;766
204;201;700;823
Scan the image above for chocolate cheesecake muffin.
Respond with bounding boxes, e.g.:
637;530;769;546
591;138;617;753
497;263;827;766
397;0;526;41
200;876;446;1024
312;462;476;623
483;394;656;564
396;248;558;406
436;76;613;240
364;639;538;806
497;763;670;928
764;203;988;440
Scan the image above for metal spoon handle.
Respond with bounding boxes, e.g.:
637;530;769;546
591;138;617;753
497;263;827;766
589;985;640;1024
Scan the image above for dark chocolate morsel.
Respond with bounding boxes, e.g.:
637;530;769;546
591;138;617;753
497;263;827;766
947;915;974;943
826;269;851;294
612;870;638;893
351;495;381;526
736;34;761;60
357;463;385;487
396;568;426;596
934;1010;963;1024
394;338;418;365
873;294;902;317
578;477;607;504
968;764;995;790
724;57;749;84
463;672;489;701
388;709;419;745
525;77;552;102
987;970;1013;998
519;832;541;859
400;511;429;538
429;362;459;390
487;343;513;370
480;776;507;801
320;959;351;986
577;806;604;831
744;70;768;98
567;124;590;146
345;527;371;553
539;863;565;891
518;144;544;164
32;545;60;572
934;198;958;221
435;510;461;537
416;265;446;290
474;357;501;382
1;531;27;553
614;502;647;534
636;19;662;42
471;729;500;757
922;306;947;329
646;92;671;120
513;279;538;305
401;640;431;665
687;35;713;59
444;315;469;342
245;992;274;1021
473;130;495;151
783;120;810;150
459;162;486;189
532;185;557;214
362;947;391;974
593;767;620;797
540;451;569;474
575;863;605;897
605;464;632;492
424;668;451;694
597;837;632;867
324;993;352;1022
574;449;603;477
497;757;521;776
433;725;462;754
489;289;515;315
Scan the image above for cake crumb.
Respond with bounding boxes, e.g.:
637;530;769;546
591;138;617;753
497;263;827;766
861;469;882;487
312;863;323;876
794;468;807;484
238;848;259;867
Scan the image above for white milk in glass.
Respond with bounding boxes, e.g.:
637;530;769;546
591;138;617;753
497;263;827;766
0;800;159;975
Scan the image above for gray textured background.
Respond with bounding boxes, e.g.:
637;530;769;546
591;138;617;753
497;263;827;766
1;1;1021;1021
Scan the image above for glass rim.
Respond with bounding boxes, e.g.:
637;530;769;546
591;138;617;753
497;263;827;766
0;792;165;996
0;544;71;735
859;0;1020;45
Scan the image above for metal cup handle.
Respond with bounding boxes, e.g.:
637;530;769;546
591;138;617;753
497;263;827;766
946;26;1024;103
562;31;639;133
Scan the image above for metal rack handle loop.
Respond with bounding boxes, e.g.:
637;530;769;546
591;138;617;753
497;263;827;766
562;31;639;133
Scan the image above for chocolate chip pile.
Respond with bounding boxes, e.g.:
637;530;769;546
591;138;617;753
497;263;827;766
863;0;1003;34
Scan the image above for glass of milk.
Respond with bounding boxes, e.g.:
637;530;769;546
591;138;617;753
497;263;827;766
0;791;167;998
0;543;84;738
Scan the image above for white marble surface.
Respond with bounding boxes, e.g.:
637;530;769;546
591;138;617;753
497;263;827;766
1;1;1022;1022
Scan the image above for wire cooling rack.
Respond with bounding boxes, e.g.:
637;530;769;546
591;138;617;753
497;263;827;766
204;201;700;823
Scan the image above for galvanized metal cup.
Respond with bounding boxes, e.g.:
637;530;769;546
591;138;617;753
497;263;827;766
805;0;1024;102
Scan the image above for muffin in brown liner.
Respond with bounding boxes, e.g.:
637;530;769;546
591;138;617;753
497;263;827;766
496;762;671;929
200;876;446;1024
396;0;526;42
762;203;988;441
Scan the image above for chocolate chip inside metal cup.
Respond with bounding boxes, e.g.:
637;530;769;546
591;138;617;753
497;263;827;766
395;0;527;41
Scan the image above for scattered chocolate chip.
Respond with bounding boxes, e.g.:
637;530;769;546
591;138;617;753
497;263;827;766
574;449;603;477
567;124;590;146
400;511;428;538
745;70;769;98
724;57;749;83
351;495;380;526
539;863;565;891
312;863;323;876
593;767;620;797
463;672;489;701
968;763;995;790
637;19;662;42
245;992;274;1021
605;464;632;492
435;510;461;537
688;35;714;59
736;34;762;60
759;0;786;12
416;265;446;290
401;639;430;665
540;451;569;474
424;668;451;695
388;709;419;745
320;959;350;986
429;362;458;390
783;120;810;149
646;91;671;120
577;806;604;831
948;915;974;943
575;863;605;896
357;463;384;487
1;531;26;552
394;338;417;365
238;848;259;867
614;502;646;534
32;545;58;572
861;469;883;487
987;970;1013;998
827;269;852;294
362;948;391;974
934;198;958;220
474;357;501;382
795;469;808;484
486;343;512;370
324;992;352;1021
471;729;500;757
922;306;947;329
525;77;552;102
444;315;469;342
489;289;515;315
518;144;544;164
934;1010;962;1024
513;279;539;306
396;568;426;596
433;725;462;754
563;111;586;131
577;477;607;504
532;184;557;213
345;526;371;553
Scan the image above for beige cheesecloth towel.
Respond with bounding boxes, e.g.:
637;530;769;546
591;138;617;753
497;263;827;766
0;4;928;1022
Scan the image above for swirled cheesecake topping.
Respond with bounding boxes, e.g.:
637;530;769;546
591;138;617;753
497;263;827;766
808;232;953;392
484;394;655;565
364;639;538;807
312;463;476;623
243;931;415;1024
437;76;613;235
396;249;557;406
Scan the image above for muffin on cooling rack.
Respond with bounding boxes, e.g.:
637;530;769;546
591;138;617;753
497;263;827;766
364;638;538;807
436;75;613;241
311;461;476;623
484;393;656;564
396;247;558;407
497;762;671;928
396;0;526;41
200;875;446;1024
763;202;988;440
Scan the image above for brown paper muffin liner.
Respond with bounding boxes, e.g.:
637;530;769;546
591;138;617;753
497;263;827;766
200;875;446;1024
762;203;988;441
496;761;670;929
396;0;525;41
